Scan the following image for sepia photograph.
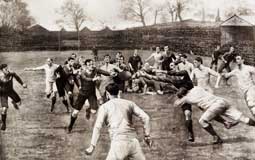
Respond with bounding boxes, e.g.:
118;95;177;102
1;0;255;159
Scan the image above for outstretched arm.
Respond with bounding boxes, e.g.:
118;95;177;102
24;65;45;71
145;53;154;62
86;106;106;155
208;68;221;88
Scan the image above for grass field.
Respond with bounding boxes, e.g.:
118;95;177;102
0;50;255;160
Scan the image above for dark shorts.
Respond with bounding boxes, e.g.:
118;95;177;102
56;79;74;97
181;103;192;112
211;59;218;66
73;92;98;111
218;62;231;73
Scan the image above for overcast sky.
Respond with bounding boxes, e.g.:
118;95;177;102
25;0;255;31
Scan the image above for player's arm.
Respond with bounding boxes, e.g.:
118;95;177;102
132;102;152;147
140;71;171;83
12;72;27;88
24;65;45;71
222;70;235;79
145;53;154;62
190;70;195;82
208;68;221;88
174;97;187;108
221;52;228;63
248;66;255;75
86;106;107;155
167;70;187;77
96;68;110;76
138;57;142;69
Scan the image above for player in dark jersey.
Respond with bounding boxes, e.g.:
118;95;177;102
218;46;236;85
0;64;27;130
55;57;78;112
210;45;222;71
67;59;111;133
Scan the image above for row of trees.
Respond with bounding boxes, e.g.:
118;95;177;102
0;0;254;32
0;0;35;31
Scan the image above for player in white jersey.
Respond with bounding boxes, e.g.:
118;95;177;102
191;57;220;93
85;83;152;159
223;55;255;117
145;46;164;69
174;86;255;144
177;54;194;77
99;54;122;102
24;58;60;112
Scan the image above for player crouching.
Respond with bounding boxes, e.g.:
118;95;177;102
174;86;255;144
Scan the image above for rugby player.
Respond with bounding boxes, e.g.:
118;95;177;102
191;57;221;93
99;54;122;102
218;46;236;85
177;54;194;77
223;55;255;117
67;59;111;132
55;57;78;112
145;46;164;69
24;58;59;112
210;45;222;71
139;62;195;141
0;64;27;130
85;83;152;159
174;86;255;144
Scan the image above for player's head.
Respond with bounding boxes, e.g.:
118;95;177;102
164;46;169;51
105;83;119;99
0;64;9;74
71;53;77;59
169;62;176;70
194;57;203;68
216;45;220;50
104;54;110;63
229;46;234;53
119;55;125;63
176;87;188;98
67;57;75;66
134;49;138;56
235;55;244;65
46;58;53;66
156;46;160;52
180;54;187;62
85;59;93;70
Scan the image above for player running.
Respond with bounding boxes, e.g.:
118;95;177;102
0;64;27;130
55;57;78;112
85;83;152;159
67;59;111;133
223;55;255;117
24;58;60;112
174;86;255;144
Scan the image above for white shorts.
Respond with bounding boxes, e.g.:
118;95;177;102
45;81;57;95
201;99;242;122
106;138;145;160
245;85;255;108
